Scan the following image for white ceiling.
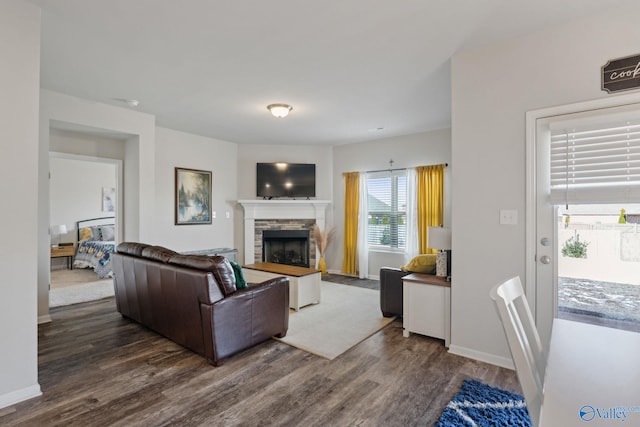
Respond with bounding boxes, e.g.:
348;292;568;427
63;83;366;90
30;0;634;145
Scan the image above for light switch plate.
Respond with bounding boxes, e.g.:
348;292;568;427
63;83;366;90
500;209;518;225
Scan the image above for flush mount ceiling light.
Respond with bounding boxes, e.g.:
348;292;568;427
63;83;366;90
267;103;293;118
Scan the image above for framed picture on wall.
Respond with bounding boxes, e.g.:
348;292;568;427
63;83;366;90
102;187;115;212
175;167;212;225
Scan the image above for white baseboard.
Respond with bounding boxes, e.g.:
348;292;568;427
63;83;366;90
448;344;514;370
0;384;42;410
38;314;52;324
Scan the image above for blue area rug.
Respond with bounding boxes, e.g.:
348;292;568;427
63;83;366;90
434;379;532;427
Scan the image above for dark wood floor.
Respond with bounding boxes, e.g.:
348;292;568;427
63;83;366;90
1;287;519;426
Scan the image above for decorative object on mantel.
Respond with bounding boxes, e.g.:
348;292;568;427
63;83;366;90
428;226;451;280
175;167;212;225
312;223;335;274
602;53;640;93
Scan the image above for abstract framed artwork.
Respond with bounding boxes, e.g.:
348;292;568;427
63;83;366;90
102;187;115;212
175;167;212;225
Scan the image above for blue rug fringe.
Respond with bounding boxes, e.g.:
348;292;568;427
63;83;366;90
434;379;532;427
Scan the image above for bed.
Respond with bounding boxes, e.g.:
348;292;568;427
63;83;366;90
73;217;116;279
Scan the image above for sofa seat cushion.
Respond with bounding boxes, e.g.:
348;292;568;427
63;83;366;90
168;254;237;295
402;254;437;274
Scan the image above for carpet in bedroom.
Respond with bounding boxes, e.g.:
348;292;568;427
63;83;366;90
50;268;114;307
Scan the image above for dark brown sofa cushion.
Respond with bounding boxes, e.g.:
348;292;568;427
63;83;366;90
116;242;150;257
141;245;178;263
168;254;237;295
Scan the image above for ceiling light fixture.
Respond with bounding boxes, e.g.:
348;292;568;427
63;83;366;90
267;103;293;118
125;99;140;107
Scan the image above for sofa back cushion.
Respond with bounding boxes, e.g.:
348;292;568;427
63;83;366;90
116;242;151;257
141;245;178;263
168;254;237;295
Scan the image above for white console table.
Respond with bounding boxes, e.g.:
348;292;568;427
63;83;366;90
402;273;451;347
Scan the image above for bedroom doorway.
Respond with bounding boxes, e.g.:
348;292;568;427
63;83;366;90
49;150;122;307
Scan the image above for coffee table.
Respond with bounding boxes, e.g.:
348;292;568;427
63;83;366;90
243;262;321;311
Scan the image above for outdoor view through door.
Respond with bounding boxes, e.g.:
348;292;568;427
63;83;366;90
556;204;640;332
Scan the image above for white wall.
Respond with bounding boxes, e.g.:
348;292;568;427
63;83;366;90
49;156;117;244
0;0;42;408
331;129;452;277
235;143;333;258
450;4;640;366
153;127;237;251
49;128;126;160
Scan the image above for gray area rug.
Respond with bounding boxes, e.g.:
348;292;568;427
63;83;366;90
274;281;394;360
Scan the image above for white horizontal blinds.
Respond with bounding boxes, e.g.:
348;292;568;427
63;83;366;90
550;120;640;204
366;170;407;249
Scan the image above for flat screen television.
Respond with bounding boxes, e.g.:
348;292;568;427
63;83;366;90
257;163;316;199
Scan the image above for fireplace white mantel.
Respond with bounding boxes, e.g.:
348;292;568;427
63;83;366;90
238;199;331;264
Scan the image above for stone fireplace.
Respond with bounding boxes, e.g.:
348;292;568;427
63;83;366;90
238;200;331;267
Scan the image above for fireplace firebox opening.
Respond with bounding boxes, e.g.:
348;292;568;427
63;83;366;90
262;229;310;268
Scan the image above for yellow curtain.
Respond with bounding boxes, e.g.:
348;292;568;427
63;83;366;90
417;164;445;254
342;172;360;275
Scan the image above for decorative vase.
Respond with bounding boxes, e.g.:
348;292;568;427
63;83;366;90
318;256;327;274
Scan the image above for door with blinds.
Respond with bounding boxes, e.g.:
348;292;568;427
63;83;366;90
535;102;640;345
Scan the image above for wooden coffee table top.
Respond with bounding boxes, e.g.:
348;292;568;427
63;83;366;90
243;262;320;277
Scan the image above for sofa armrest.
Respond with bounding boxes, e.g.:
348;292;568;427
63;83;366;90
200;277;290;365
380;267;410;317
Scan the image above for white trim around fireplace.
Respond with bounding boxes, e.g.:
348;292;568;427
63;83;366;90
238;200;331;265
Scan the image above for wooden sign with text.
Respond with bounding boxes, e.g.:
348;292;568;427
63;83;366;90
602;53;640;93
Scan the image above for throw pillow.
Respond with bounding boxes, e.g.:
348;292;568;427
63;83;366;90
402;254;437;274
229;260;247;289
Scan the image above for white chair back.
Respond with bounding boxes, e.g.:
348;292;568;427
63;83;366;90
490;276;545;427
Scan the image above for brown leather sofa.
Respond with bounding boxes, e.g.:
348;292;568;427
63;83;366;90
380;267;410;317
111;242;289;366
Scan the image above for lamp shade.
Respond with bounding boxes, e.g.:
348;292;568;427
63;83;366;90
427;226;451;250
52;224;67;235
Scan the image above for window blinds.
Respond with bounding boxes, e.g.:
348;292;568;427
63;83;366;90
550;120;640;204
366;170;407;249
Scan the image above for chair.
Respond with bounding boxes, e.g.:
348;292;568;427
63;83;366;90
490;276;545;427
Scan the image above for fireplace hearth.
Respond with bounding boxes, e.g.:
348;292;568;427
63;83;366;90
262;229;310;268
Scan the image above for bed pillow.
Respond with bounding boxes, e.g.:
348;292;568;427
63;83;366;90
79;227;93;241
401;254;437;274
99;225;115;241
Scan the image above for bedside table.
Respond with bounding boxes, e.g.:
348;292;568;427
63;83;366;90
51;245;75;270
402;273;451;347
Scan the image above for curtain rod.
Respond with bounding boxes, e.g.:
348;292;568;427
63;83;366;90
365;163;448;174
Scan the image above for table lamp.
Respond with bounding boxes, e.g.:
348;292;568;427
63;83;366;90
51;224;67;248
427;226;451;280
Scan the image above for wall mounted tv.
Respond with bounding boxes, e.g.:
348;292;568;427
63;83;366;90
257;163;316;199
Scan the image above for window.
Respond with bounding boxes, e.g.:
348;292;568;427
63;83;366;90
366;171;407;250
